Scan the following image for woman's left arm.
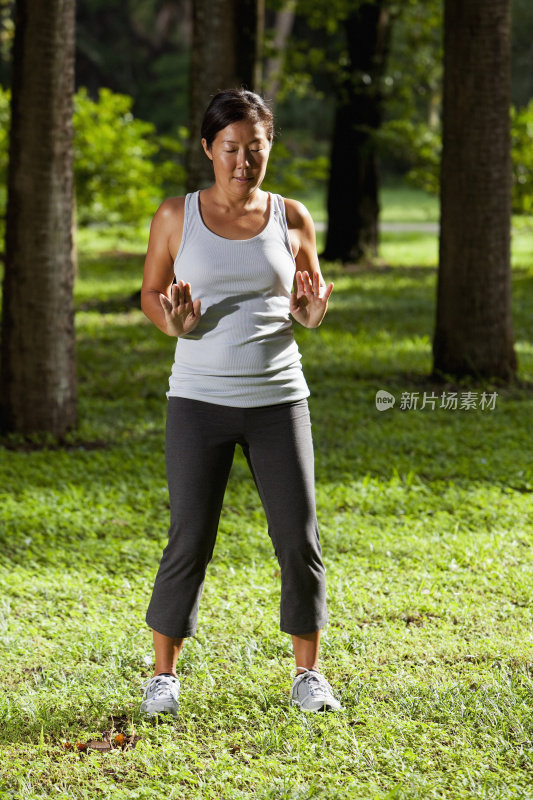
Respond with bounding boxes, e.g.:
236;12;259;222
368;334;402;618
285;198;334;328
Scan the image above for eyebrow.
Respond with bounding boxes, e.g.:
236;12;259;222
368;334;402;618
223;139;263;144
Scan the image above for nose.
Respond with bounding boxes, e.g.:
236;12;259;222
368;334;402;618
237;148;251;169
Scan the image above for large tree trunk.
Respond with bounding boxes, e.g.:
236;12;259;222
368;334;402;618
433;0;516;380
322;2;390;264
1;0;77;436
186;0;264;191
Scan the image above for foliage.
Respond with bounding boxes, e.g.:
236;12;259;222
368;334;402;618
380;101;533;216
384;0;443;123
0;86;186;232
74;0;190;133
378;118;441;195
74;87;186;225
511;0;533;107
511;101;533;214
0;80;7;208
0;193;532;797
0;0;14;87
263;140;329;197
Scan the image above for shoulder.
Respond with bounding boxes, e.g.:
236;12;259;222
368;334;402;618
153;196;187;228
281;197;319;267
282;197;315;233
147;196;189;262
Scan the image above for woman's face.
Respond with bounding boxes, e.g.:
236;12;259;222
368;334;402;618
202;119;272;197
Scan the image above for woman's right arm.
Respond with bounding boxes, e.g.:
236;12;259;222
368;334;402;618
141;198;201;337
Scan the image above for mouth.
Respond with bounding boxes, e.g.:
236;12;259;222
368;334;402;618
234;176;253;183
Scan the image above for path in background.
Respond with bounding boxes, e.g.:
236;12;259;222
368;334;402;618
314;221;439;233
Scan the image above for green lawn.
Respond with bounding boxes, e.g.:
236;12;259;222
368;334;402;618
1;191;533;799
283;184;440;227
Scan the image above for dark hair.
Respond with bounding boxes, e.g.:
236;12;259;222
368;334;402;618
201;88;274;150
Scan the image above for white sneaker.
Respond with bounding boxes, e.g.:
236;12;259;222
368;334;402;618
140;674;180;717
290;668;341;712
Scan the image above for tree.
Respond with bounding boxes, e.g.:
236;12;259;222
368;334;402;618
433;0;517;381
186;0;264;190
263;0;296;108
1;0;77;436
75;0;191;133
321;1;391;263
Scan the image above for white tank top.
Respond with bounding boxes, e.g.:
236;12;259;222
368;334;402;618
167;191;309;407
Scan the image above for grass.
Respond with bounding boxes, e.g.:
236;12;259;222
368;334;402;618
1;187;533;799
284;184;440;227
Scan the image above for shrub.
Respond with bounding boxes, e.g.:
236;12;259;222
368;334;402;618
0;86;186;232
73;87;186;225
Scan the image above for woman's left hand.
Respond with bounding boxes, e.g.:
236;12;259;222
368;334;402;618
290;270;334;328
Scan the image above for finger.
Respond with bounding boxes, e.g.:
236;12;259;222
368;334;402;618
183;282;192;305
295;272;307;298
191;298;202;317
160;293;172;313
171;282;181;308
322;281;334;302
298;270;312;294
177;281;190;309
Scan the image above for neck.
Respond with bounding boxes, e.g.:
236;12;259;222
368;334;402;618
202;183;266;212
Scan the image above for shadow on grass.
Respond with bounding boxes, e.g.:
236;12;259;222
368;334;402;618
2;257;533;575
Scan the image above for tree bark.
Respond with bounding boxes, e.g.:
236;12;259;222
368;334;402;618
263;0;296;107
433;0;516;381
322;2;390;264
1;0;77;436
186;0;264;191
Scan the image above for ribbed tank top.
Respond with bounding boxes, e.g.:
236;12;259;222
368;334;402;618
167;191;310;407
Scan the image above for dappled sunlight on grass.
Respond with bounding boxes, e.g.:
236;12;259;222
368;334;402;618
379;232;439;267
76;225;149;257
1;213;533;799
380;186;439;223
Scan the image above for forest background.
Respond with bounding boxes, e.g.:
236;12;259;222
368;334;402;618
1;2;533;799
0;0;532;234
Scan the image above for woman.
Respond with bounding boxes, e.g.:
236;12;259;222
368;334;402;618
140;88;340;715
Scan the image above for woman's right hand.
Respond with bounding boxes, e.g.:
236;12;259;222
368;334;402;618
160;280;202;337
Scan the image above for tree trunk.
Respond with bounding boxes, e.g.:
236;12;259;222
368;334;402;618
186;0;264;191
433;0;516;381
263;0;296;108
1;0;77;436
322;2;390;264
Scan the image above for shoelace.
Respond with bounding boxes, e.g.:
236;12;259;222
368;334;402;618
142;675;179;699
292;668;334;698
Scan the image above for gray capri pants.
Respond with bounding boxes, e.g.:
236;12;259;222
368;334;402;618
145;396;329;638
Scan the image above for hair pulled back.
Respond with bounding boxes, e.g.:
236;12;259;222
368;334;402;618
201;88;274;150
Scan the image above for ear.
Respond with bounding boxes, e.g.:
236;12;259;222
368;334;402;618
201;138;213;161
